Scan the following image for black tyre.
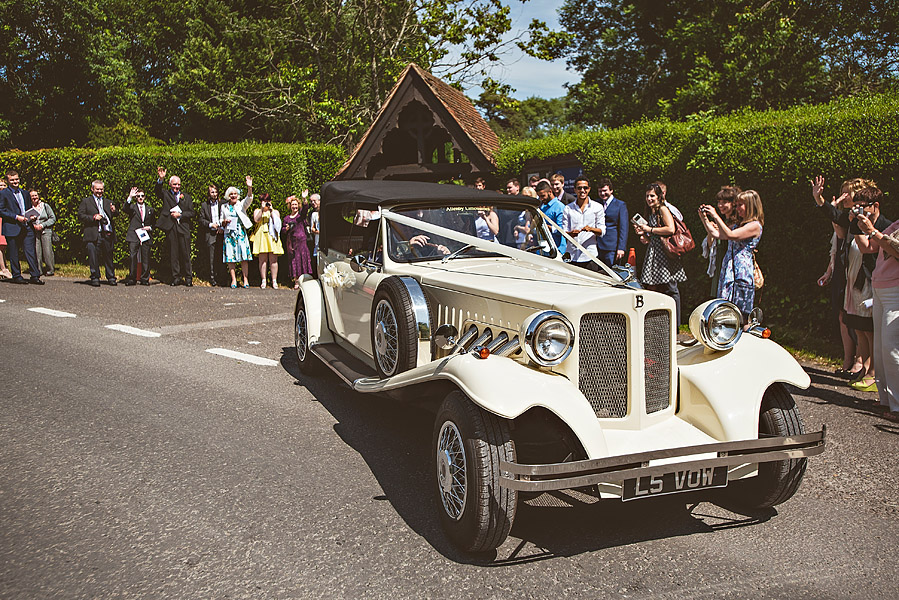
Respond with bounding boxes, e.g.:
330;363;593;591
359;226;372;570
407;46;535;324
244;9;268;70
433;391;517;553
294;293;319;373
732;383;808;508
371;277;419;378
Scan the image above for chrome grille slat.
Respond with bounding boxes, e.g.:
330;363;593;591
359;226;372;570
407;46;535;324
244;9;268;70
578;313;628;418
644;310;671;413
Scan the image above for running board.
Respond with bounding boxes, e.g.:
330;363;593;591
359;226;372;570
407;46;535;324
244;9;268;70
310;343;377;385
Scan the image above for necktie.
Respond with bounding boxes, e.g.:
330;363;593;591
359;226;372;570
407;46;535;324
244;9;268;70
140;204;145;221
96;198;108;232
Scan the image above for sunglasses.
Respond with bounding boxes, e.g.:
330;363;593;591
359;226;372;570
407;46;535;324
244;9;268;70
576;186;589;190
135;194;145;198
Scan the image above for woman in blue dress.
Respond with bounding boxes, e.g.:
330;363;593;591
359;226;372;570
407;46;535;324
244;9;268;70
700;189;764;319
220;176;254;288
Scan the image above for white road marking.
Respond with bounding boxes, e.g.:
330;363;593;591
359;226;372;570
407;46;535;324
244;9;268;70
156;312;291;335
206;348;278;366
105;324;162;338
247;340;261;345
0;299;6;303
27;307;76;318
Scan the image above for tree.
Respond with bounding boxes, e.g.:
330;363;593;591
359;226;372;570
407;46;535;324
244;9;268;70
476;80;573;140
529;1;899;127
0;0;538;149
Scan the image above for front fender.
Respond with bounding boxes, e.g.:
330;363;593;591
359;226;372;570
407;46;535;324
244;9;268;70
677;334;810;441
354;353;611;458
297;276;334;346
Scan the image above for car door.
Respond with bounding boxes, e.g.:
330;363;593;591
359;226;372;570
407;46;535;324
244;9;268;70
321;207;385;356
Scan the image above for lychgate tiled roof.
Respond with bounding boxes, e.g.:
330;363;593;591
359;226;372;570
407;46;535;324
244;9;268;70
334;63;499;180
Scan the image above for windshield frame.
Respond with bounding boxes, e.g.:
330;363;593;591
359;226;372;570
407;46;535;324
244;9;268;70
384;201;559;264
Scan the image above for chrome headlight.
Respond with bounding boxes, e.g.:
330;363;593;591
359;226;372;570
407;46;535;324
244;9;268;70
522;310;574;366
689;299;743;351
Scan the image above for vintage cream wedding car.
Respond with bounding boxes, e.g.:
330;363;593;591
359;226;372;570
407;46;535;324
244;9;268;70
293;180;825;552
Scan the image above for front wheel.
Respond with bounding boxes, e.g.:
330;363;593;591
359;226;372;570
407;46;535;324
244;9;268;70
433;391;517;553
730;383;808;508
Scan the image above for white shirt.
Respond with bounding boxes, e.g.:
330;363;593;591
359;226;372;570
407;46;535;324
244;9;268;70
563;199;606;262
310;211;320;246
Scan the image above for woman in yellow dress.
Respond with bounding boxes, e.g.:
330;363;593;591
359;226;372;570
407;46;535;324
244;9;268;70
252;193;284;288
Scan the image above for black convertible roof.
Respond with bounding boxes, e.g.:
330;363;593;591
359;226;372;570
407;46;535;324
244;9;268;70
321;180;534;208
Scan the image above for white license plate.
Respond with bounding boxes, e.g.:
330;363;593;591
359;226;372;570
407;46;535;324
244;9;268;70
622;466;728;501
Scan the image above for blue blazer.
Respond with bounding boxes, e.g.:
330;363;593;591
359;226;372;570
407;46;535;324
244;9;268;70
598;196;629;253
0;187;28;237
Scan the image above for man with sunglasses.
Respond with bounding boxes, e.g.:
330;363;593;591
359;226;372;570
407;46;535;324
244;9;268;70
563;176;605;270
123;187;156;286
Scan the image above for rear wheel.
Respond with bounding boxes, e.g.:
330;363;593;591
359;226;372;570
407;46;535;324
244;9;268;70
433;391;517;553
294;294;319;373
732;383;808;508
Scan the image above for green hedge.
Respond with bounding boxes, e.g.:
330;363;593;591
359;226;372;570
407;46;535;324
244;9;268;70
497;93;899;355
0;142;345;277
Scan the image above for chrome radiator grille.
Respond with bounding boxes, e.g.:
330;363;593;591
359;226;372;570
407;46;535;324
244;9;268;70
578;313;628;418
644;309;672;413
578;311;672;418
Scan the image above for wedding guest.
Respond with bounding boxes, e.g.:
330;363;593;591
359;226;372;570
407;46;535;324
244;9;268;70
309;193;320;259
0;170;42;284
122;187;156;286
0;180;13;279
77;179;117;287
29;190;56;277
633;183;687;325
282;193;313;289
221;177;254;288
199;185;226;286
154;166;195;286
252;193;284;288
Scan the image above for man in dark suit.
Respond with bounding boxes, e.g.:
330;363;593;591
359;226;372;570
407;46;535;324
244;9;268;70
595;177;629;267
154;166;195;286
198;184;225;286
0;170;44;284
77;179;118;287
122;187;156;286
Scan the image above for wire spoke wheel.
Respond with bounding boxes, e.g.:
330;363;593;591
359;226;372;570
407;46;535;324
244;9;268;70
433;391;517;553
295;308;308;363
437;421;467;520
374;299;399;375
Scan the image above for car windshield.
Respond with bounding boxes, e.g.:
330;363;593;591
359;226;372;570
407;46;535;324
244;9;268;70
386;203;557;262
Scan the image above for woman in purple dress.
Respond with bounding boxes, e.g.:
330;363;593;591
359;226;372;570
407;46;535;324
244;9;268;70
282;194;313;288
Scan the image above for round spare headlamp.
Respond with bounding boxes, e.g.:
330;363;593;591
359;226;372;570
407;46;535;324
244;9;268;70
689;299;743;351
523;310;574;366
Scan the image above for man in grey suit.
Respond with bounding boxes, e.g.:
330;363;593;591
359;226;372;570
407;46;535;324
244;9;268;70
0;170;43;284
77;179;118;287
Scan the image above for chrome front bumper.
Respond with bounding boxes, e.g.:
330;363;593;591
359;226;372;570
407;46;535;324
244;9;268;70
499;428;826;492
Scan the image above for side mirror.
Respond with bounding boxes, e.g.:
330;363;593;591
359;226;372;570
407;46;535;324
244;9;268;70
350;253;367;272
561;251;572;263
434;324;459;350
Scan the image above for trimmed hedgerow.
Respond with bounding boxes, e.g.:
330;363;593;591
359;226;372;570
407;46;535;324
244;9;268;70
0;143;345;276
496;93;899;354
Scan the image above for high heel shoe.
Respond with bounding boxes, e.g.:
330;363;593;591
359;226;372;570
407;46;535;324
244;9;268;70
848;367;867;384
850;377;877;392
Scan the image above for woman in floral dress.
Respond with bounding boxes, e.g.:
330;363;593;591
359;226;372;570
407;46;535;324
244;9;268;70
220;176;254;288
700;189;764;320
282;193;313;289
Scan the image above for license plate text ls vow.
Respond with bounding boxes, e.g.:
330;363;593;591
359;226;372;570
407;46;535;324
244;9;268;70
622;466;728;501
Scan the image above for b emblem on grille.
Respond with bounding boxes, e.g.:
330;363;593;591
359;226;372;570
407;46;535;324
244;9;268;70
635;295;644;309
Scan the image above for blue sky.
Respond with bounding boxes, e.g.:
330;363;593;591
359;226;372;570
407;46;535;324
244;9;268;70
463;0;579;100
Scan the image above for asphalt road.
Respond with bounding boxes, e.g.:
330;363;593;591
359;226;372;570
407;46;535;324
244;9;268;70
1;276;896;599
